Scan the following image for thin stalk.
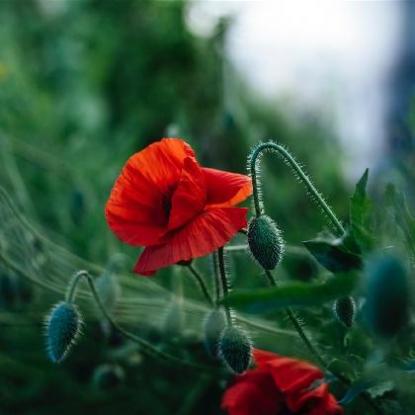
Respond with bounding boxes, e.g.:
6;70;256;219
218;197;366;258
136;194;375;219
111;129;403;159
217;247;232;324
249;142;345;235
212;252;221;305
67;270;217;373
187;265;214;306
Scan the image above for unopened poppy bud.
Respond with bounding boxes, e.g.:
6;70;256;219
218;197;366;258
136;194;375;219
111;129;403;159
364;254;409;338
219;326;252;374
203;309;226;358
45;301;82;363
248;215;284;270
333;296;356;328
92;364;125;390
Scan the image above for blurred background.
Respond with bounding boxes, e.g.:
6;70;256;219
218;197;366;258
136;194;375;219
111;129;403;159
0;1;414;414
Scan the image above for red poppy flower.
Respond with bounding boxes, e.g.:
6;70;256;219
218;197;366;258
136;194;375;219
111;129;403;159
105;138;252;275
222;348;343;415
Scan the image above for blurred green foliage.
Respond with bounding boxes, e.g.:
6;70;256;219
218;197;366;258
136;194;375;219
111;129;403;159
1;1;414;415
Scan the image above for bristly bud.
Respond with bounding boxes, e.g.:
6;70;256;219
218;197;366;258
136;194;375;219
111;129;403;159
364;254;410;338
219;325;252;374
333;296;356;328
203;309;226;358
45;301;82;363
248;215;284;270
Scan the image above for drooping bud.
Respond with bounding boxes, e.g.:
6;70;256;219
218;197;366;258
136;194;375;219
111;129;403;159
219;325;252;374
248;215;284;270
45;301;82;363
92;364;125;390
333;296;356;328
203;309;226;358
364;254;410;338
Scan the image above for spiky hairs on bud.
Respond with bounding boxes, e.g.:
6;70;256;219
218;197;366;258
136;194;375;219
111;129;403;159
45;301;82;363
203;309;226;358
364;254;409;338
248;215;285;270
219;326;252;374
333;296;356;328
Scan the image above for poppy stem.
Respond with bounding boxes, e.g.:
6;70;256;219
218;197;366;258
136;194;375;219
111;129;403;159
187;265;214;306
264;269;384;415
217;247;233;325
212;252;222;305
248;141;345;236
65;270;219;373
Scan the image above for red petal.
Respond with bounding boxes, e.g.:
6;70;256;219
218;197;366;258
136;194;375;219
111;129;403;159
134;207;248;275
203;167;252;208
264;355;324;396
253;348;280;367
105;138;195;246
168;157;206;230
221;370;282;415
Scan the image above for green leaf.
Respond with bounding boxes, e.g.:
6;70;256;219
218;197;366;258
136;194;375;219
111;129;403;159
221;273;358;313
303;238;362;273
349;169;374;251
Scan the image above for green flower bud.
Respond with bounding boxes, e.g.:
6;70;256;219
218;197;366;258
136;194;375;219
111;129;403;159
248;215;284;270
364;254;409;338
333;296;356;328
219;326;252;374
203;309;226;358
45;301;82;363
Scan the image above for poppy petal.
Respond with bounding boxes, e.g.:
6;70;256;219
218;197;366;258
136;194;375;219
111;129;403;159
105;138;195;246
128;138;196;193
221;370;282;415
134;207;248;275
260;353;324;394
203;167;252;208
168;157;206;230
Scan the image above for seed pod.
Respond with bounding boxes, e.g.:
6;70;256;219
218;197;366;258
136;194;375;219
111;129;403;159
45;301;82;363
92;364;125;390
203;309;226;358
219;326;252;374
333;296;356;328
364;254;409;338
248;215;284;270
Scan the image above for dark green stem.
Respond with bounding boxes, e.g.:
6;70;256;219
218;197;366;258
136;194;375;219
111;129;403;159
212;252;221;305
187;265;214;306
249;142;345;235
66;270;217;372
217;247;232;324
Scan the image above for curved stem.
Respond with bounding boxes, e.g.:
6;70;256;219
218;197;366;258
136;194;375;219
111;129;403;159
217;247;232;324
186;265;214;306
67;270;217;373
249;142;345;236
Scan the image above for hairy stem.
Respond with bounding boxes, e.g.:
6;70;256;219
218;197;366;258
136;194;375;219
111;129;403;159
217;247;232;324
66;270;217;372
187;265;214;306
212;252;221;305
249;141;345;235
